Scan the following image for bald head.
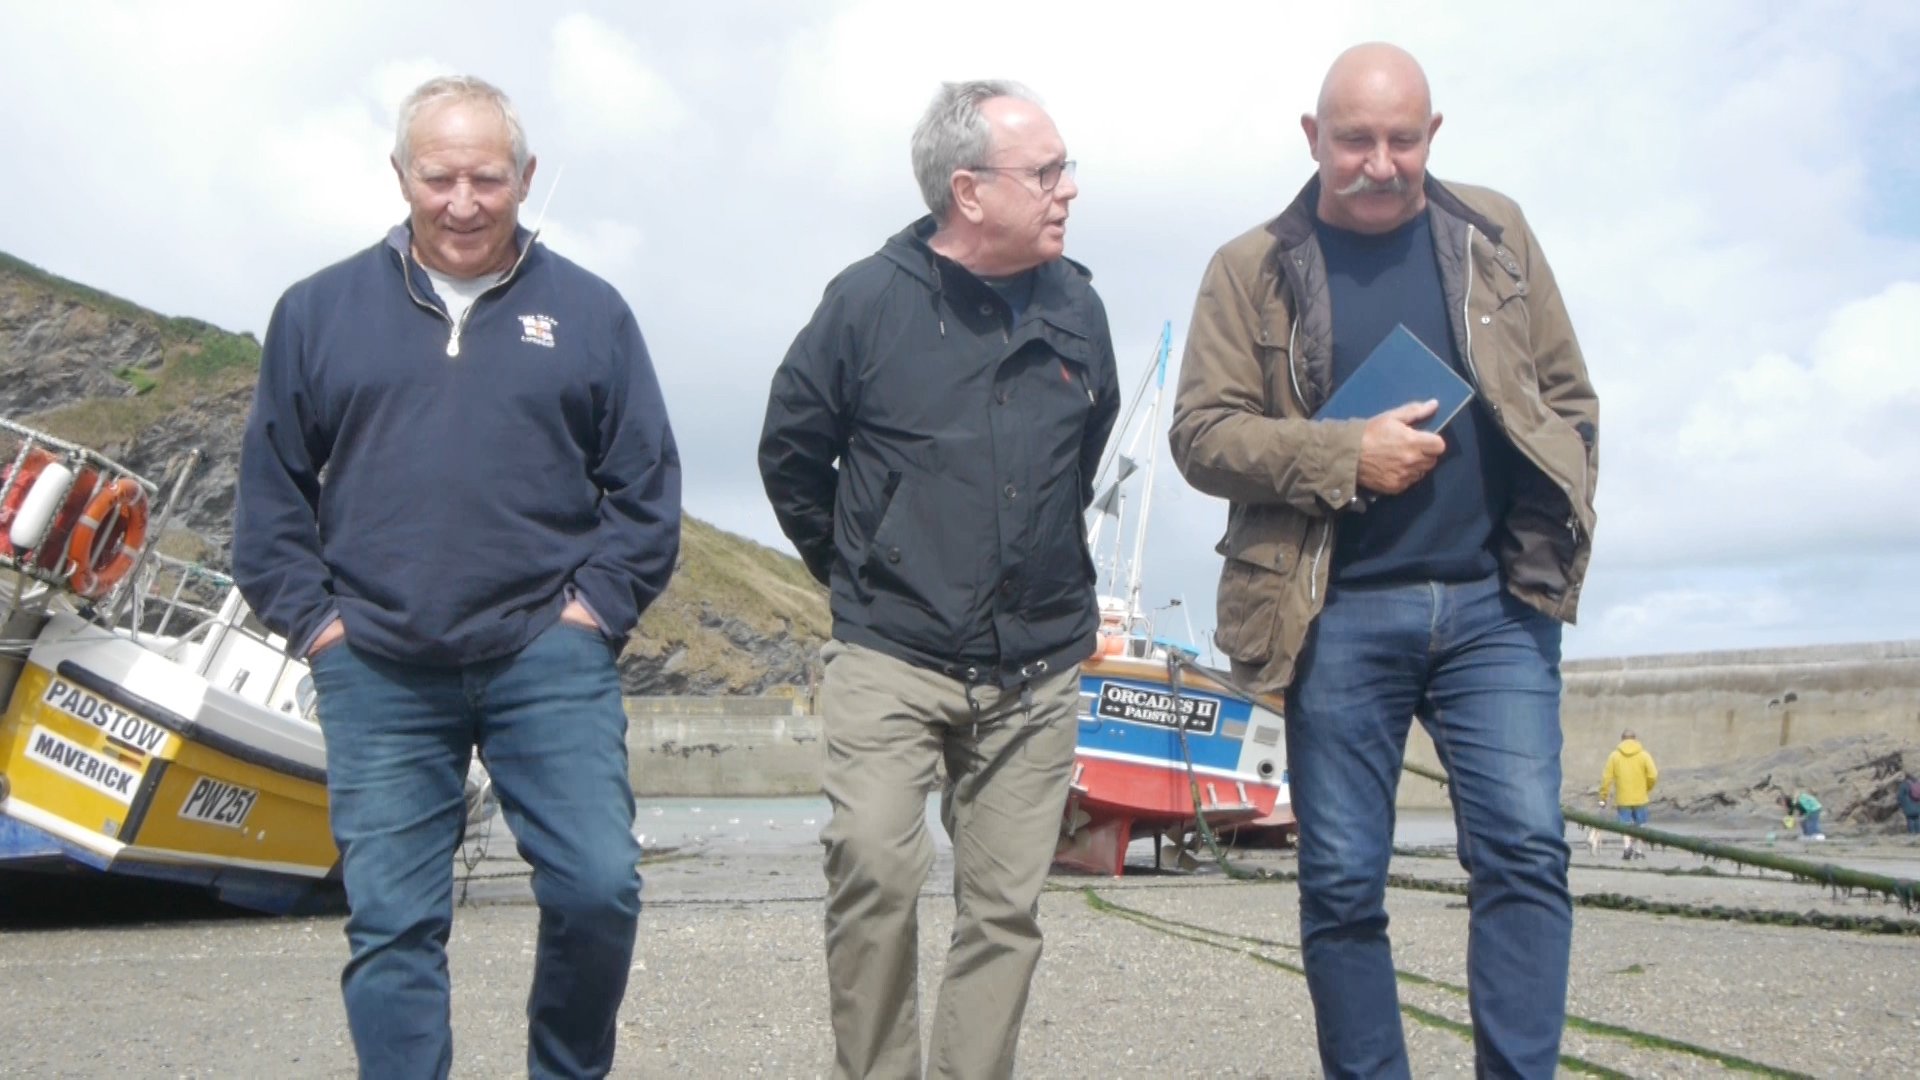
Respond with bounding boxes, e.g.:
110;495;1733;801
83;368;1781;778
1302;43;1442;234
1315;43;1432;122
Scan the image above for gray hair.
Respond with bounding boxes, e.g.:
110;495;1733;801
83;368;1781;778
911;79;1041;221
393;75;531;179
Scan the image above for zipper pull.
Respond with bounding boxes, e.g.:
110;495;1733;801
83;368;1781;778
446;326;461;357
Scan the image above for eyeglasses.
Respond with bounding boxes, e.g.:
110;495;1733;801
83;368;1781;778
967;160;1076;193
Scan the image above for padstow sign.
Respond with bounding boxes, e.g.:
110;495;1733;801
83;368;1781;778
1095;682;1220;735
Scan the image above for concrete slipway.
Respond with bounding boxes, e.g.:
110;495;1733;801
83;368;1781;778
4;811;1917;1078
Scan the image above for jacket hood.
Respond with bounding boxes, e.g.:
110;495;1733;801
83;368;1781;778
879;216;1095;336
1617;739;1644;756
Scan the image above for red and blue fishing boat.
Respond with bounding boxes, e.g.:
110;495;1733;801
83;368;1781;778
1054;324;1291;876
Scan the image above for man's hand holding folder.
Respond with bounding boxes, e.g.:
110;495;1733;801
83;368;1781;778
1313;324;1474;497
1358;400;1446;495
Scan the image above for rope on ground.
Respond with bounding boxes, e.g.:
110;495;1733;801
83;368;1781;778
1083;888;1811;1079
1401;759;1920;911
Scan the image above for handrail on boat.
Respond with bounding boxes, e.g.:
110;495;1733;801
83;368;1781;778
0;418;166;604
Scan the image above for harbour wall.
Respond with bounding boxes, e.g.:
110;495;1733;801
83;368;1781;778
1398;639;1920;810
626;696;823;798
626;642;1920;805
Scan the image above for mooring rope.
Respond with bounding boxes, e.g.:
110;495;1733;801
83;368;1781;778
1401;758;1920;911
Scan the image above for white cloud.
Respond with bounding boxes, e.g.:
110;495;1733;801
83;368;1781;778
549;12;689;146
253;103;403;250
1594;586;1799;647
538;216;644;277
1655;282;1920;554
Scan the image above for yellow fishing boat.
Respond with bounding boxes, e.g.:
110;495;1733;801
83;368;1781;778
0;419;488;913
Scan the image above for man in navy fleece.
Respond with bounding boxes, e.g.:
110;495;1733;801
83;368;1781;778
234;75;679;1080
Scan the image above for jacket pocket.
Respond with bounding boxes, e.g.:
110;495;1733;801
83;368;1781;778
1210;505;1308;665
855;470;903;585
1499;462;1577;601
1255;303;1302;416
1213;557;1287;665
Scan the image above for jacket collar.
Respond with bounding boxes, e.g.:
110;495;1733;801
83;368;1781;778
1265;174;1503;251
881;216;1093;338
385;223;539;300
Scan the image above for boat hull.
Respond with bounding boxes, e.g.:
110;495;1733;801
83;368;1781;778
0;619;339;914
1057;655;1289;875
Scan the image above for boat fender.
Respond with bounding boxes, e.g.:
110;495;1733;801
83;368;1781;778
65;479;149;599
8;459;75;552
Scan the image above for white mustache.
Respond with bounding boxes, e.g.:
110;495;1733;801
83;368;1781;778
1336;173;1408;196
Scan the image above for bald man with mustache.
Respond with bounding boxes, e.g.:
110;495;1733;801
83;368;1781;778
1170;44;1599;1078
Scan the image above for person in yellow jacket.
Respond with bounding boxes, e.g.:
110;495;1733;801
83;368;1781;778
1599;730;1658;860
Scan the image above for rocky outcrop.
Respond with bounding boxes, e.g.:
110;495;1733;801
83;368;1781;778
1649;733;1917;830
108;384;252;559
0;287;160;416
619;605;819;696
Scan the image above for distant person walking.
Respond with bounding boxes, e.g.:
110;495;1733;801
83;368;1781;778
235;74;681;1078
1599;730;1658;860
1896;775;1920;834
1780;791;1826;840
759;80;1118;1080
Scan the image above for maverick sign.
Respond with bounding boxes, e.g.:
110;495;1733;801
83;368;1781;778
1095;682;1220;735
25;725;141;803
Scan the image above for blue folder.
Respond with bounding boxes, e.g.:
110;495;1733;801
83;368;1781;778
1314;324;1475;434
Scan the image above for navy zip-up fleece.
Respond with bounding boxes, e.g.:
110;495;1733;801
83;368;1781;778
234;225;681;666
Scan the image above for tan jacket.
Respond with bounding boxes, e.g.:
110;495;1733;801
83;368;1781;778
1169;177;1599;694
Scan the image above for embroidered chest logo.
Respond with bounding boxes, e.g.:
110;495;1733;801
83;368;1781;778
518;314;559;349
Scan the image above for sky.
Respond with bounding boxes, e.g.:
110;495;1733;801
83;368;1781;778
1;0;1916;661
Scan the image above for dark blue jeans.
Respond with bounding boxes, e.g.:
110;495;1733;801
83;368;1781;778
1287;575;1571;1080
310;622;642;1080
1798;809;1823;837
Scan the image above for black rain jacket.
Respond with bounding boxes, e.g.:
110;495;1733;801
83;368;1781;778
760;218;1121;687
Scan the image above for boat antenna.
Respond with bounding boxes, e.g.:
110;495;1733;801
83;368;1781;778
527;163;566;239
1092;342;1163;491
1124;322;1171;629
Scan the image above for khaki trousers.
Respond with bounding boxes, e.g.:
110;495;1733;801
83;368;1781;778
818;641;1079;1080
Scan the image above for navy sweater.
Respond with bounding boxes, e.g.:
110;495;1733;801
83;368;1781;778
1317;212;1514;586
234;226;681;666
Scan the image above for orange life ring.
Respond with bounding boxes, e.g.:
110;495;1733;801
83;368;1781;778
0;448;55;558
65;478;149;599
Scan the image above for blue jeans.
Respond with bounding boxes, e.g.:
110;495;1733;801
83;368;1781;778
310;622;642;1080
1799;809;1823;837
1616;806;1648;826
1287;575;1571;1080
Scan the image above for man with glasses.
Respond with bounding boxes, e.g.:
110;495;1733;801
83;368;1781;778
760;80;1118;1080
1170;43;1598;1077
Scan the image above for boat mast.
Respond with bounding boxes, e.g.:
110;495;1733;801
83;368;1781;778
1124;322;1171;630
